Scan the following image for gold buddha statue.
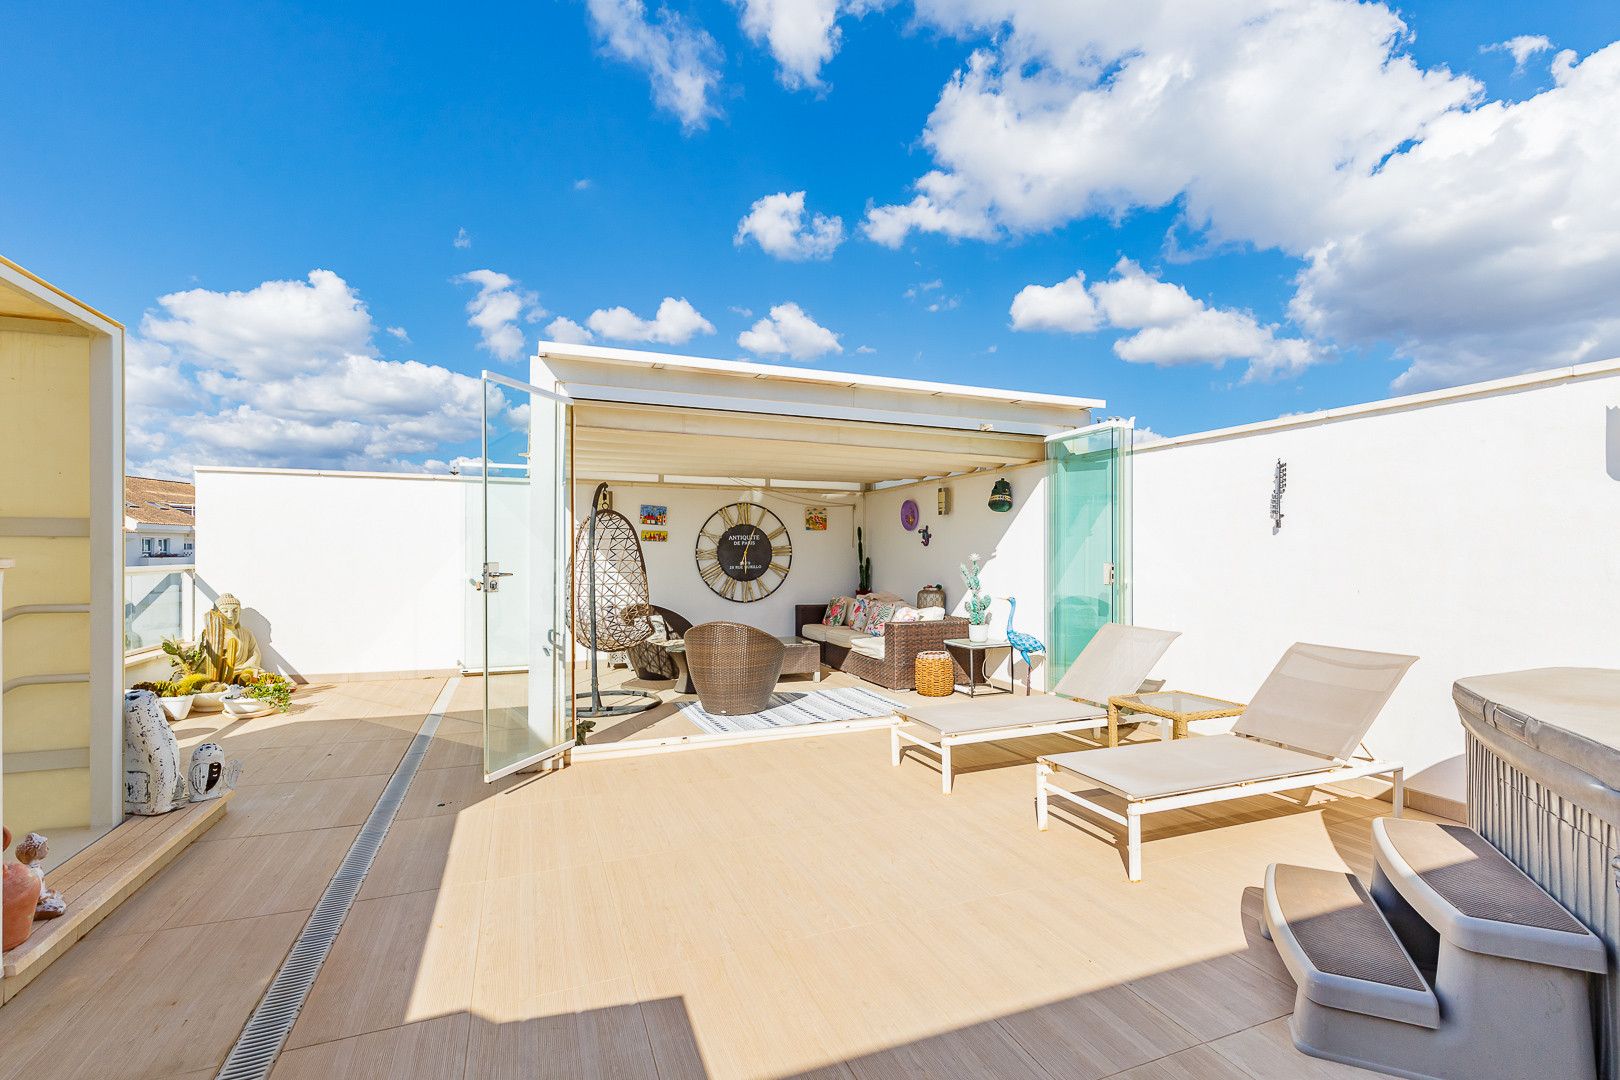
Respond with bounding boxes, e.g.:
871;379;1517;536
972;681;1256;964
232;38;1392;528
203;593;262;676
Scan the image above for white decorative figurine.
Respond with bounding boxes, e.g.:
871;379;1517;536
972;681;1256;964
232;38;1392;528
123;689;187;815
187;742;240;802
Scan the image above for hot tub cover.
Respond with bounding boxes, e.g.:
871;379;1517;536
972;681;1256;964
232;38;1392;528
1454;668;1620;795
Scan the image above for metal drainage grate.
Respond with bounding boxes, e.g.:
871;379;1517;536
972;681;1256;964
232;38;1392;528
214;680;455;1080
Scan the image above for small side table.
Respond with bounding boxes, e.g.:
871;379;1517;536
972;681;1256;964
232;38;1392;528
942;638;1013;697
1106;691;1246;748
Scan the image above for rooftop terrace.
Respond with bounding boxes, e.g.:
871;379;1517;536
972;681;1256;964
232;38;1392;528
1;676;1414;1079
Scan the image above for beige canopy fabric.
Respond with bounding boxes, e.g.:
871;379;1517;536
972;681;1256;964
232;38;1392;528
1234;642;1418;761
1052;624;1183;705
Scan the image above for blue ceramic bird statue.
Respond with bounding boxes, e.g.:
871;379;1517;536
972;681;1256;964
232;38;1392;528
1003;597;1046;695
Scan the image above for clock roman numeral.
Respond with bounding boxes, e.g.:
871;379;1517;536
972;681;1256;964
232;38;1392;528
700;562;723;584
771;545;791;558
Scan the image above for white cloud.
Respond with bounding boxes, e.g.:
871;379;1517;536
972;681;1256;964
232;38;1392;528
544;316;595;345
861;2;1620;391
1485;35;1553;71
386;325;410;341
573;178;593;191
1292;44;1620;388
140;269;374;380
453;227;472;249
1012;261;1319;379
734;0;842;89
737;302;842;359
455;269;544;361
587;0;723;130
867;3;1479;251
734;191;845;260
586;297;716;344
855;344;876;353
124;270;516;478
904;279;942;298
1009;271;1101;333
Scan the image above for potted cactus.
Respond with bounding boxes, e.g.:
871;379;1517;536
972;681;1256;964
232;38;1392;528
856;526;873;594
960;553;992;642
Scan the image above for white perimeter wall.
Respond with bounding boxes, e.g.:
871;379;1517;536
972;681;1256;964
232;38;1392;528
1132;364;1620;800
572;483;856;639
863;462;1051;689
195;469;470;677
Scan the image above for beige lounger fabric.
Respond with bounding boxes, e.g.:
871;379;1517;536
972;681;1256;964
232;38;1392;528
1044;734;1333;799
1053;623;1183;704
1234;642;1418;761
904;697;1105;736
896;623;1180;734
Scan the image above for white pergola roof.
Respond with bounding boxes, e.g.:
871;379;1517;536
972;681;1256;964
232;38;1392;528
533;342;1101;486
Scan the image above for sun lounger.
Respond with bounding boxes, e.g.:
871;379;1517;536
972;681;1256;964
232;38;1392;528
892;623;1180;793
1036;642;1417;881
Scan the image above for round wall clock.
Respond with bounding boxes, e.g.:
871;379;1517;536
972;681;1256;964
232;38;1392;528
695;502;792;603
900;499;920;531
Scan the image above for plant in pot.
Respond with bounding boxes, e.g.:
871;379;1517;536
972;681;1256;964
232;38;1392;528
855;527;873;595
960;554;992;642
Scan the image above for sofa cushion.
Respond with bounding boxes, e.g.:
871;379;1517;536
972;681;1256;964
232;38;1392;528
849;635;886;659
800;624;830;643
847;597;872;631
822;626;865;648
865;600;900;635
824;596;853;626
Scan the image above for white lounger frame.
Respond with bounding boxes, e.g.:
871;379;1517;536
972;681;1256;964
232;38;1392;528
893;712;1171;794
1036;752;1404;882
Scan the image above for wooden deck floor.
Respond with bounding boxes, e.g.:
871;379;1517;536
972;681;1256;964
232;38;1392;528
0;676;1409;1079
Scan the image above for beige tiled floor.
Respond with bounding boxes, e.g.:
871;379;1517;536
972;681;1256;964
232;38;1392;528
0;674;1412;1079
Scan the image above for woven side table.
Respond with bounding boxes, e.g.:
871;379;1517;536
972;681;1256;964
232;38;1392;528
915;651;954;697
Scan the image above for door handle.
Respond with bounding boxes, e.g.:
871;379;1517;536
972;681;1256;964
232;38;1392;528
476;563;514;592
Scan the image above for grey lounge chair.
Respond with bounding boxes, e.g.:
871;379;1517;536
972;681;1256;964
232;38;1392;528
892;623;1181;793
1036;642;1417;880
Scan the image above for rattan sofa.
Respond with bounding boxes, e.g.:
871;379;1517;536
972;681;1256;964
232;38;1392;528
795;603;969;691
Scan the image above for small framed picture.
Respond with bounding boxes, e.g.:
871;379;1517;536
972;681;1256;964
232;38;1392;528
804;507;828;531
640;504;667;525
640;528;668;543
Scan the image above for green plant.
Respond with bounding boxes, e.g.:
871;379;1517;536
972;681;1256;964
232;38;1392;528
243;672;293;712
575;718;598;745
959;553;992;626
176;673;211;695
162;637;205;677
856;527;873;592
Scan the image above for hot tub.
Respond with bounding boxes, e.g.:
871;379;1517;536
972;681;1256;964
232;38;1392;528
1455;668;1620;1080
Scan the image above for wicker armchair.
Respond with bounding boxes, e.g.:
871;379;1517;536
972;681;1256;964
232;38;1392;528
626;606;693;681
684;622;785;715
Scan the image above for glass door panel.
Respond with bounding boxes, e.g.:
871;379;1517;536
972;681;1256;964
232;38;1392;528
480;373;572;782
1046;421;1132;681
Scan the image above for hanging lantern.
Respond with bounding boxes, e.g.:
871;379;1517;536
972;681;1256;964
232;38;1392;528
989;478;1013;513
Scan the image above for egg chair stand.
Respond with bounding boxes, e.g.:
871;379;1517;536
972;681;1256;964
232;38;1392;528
573;483;661;719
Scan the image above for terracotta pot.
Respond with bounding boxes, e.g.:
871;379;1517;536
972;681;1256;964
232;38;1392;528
3;862;40;950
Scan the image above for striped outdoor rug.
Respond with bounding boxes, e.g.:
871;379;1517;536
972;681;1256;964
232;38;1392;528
678;685;905;735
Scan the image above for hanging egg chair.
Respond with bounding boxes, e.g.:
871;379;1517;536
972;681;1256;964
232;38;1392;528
572;483;661;718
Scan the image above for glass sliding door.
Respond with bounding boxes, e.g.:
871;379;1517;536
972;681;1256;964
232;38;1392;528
1046;421;1133;680
479;372;573;782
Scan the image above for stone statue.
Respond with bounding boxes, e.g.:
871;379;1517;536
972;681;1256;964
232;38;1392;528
124;689;187;815
204;593;262;675
187;742;240;803
13;834;64;920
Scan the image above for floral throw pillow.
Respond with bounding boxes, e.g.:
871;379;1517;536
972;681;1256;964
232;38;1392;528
847;597;871;631
824;596;851;626
866;600;899;636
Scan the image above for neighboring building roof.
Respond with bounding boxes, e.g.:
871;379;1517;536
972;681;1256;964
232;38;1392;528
125;475;196;526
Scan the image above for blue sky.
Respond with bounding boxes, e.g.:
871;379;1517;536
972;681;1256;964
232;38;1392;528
3;1;1617;477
